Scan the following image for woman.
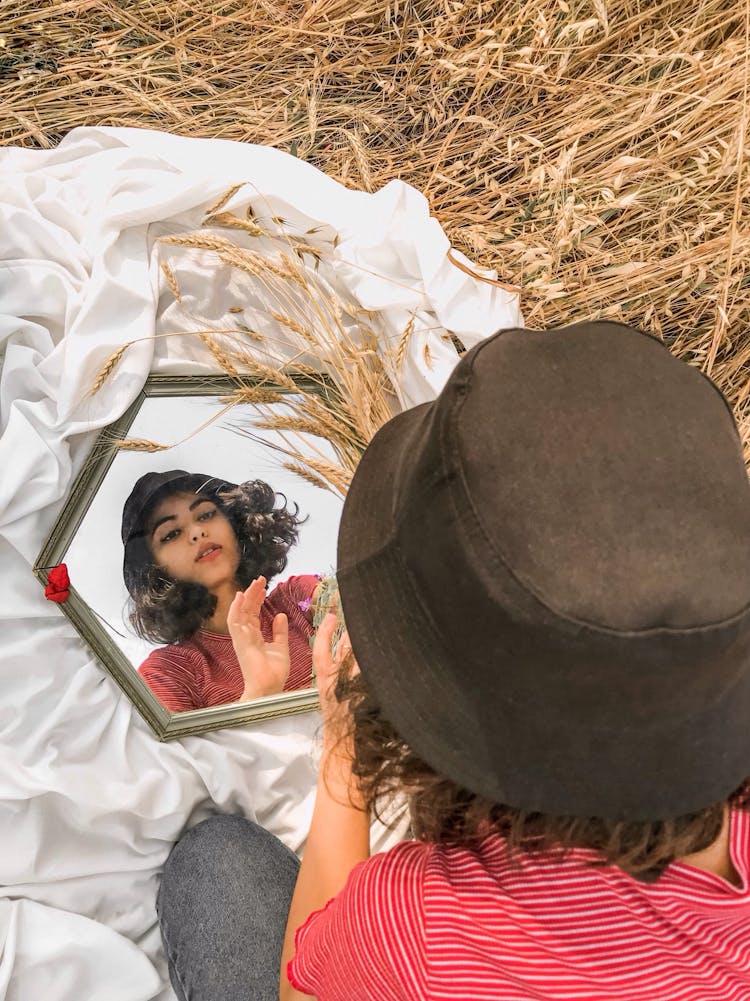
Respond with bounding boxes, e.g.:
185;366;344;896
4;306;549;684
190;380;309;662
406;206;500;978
156;322;750;1000
121;469;321;711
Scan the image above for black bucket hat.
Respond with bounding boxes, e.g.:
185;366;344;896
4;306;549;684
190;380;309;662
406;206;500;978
121;470;236;597
336;321;750;821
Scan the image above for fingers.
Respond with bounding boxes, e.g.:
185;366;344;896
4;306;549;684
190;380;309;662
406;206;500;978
229;577;266;625
271;612;288;646
334;629;351;661
313;612;337;673
245;576;266;622
227;590;244;629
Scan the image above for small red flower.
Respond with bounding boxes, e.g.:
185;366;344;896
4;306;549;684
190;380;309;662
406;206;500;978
44;563;70;603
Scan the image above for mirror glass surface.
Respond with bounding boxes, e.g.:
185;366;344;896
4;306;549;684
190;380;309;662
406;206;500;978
63;390;342;722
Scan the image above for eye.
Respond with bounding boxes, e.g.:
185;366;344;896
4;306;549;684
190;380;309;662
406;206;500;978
198;508;216;521
160;527;180;544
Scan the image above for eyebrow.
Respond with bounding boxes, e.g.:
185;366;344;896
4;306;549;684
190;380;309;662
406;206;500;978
150;497;213;537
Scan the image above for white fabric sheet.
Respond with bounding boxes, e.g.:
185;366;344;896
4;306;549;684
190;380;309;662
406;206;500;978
0;126;522;1000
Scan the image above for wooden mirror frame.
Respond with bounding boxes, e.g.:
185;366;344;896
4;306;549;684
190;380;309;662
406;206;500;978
33;374;337;739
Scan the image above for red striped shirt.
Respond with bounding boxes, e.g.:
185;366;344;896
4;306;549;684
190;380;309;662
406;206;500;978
137;574;318;711
288;808;750;1000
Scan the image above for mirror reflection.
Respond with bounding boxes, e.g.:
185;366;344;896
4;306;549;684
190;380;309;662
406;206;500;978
121;469;322;711
65;392;343;714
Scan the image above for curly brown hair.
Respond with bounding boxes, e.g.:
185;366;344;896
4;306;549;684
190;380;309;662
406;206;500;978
333;666;750;882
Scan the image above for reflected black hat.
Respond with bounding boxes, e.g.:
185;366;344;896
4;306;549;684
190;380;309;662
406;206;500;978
337;321;750;821
121;470;236;596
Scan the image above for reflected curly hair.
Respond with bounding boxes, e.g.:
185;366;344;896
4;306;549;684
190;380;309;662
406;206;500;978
332;665;750;882
126;478;306;644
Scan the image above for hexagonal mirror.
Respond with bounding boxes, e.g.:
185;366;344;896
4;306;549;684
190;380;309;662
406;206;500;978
33;375;344;739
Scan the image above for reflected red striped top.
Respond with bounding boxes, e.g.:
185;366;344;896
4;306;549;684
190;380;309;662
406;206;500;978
137;574;318;711
288;809;750;1000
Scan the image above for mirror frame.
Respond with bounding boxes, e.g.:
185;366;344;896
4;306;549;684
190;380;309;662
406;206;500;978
33;374;338;739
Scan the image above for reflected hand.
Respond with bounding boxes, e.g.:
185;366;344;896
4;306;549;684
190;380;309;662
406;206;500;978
227;576;290;700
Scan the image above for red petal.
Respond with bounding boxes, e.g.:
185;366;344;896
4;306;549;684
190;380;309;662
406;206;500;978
47;563;70;589
44;588;70;603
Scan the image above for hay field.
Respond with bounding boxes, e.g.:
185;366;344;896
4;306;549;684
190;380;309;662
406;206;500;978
2;1;748;459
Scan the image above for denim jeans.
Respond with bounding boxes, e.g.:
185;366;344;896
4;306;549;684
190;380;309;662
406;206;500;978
157;814;301;1001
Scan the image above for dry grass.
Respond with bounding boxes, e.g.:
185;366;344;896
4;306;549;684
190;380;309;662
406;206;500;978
2;0;748;463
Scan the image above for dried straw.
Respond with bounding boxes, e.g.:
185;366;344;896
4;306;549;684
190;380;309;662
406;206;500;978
282;461;334;494
197;333;240;377
219;352;299;391
4;0;747;462
395;310;417;371
159;260;182;303
220;387;287;406
203;211;268;239
110;438;169;452
88;345;129;396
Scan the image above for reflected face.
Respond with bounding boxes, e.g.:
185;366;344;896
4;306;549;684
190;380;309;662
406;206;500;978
147;492;240;591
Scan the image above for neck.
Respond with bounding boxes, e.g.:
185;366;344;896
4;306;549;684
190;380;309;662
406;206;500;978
202;582;237;634
677;807;741;886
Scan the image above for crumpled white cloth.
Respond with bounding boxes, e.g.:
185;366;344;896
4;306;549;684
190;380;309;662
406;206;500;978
0;126;522;1000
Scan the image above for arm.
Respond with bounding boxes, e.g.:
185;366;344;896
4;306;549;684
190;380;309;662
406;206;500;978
279;614;370;1001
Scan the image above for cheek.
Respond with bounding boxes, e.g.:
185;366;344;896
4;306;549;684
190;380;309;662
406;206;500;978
230;538;242;570
154;547;189;579
154;553;177;577
219;520;241;561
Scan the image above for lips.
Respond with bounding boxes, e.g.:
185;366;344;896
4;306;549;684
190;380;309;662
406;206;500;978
196;544;222;562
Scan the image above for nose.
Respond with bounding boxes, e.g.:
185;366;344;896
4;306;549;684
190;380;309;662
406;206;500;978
190;524;207;543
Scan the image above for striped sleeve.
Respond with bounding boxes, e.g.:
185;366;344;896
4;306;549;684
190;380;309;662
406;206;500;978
266;574;320;624
137;645;203;712
287;841;429;1001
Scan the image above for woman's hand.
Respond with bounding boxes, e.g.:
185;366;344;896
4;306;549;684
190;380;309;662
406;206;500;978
228;576;290;700
312;613;354;727
312;613;362;794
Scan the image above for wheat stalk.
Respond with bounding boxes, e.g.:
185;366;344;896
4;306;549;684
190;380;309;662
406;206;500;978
252;413;363;452
204;184;247;218
267;310;321;347
299;457;353;494
204;210;267;239
220;387;288;406
159;261;182;303
282;461;334;493
344;128;373;192
198;333;240;376
220;352;300;391
89;345;129;396
111;438;170;452
394;311;417;371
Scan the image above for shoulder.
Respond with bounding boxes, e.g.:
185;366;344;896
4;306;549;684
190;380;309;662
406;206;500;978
326;840;429;921
138;639;203;675
289;842;430;999
352;840;431;897
137;640;205;712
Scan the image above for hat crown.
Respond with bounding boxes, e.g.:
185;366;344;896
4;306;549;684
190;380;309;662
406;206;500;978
435;323;750;632
338;321;750;819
